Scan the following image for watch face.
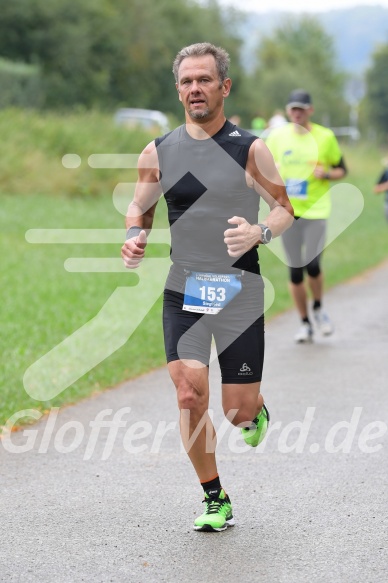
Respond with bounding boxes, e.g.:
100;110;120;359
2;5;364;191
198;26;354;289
261;226;272;243
258;224;272;244
265;228;272;243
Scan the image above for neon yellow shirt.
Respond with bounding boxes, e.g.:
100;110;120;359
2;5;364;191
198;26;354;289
266;122;342;219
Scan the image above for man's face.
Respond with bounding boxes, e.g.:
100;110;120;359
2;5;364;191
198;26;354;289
176;55;231;121
286;106;313;128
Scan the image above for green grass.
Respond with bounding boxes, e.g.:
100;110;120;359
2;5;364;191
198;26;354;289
1;114;388;428
1;193;171;427
0;108;153;196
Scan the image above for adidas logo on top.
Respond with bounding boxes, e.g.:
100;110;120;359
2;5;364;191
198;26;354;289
229;130;241;136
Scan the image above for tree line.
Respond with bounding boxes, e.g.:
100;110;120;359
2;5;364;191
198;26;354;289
0;0;386;138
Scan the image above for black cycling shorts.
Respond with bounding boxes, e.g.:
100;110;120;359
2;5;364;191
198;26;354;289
163;265;265;384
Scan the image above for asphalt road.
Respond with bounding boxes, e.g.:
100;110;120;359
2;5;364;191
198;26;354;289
1;262;387;583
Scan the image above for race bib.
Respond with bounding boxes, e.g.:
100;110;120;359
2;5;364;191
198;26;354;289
286;179;308;198
183;272;242;314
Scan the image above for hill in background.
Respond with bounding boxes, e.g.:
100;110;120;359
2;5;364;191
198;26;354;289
240;4;388;73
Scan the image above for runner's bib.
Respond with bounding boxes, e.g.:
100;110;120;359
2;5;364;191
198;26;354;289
183;271;242;314
286;178;308;198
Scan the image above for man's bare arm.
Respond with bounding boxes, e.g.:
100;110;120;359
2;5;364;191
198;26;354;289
121;141;162;268
125;141;162;231
247;138;294;238
374;180;388;194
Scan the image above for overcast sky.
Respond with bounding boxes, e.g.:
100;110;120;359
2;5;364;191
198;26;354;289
216;0;388;12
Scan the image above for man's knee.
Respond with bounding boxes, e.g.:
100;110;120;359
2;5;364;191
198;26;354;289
306;259;321;278
177;383;204;412
290;267;304;284
169;362;208;412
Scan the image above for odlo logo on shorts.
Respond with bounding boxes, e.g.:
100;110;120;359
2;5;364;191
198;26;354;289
238;363;253;376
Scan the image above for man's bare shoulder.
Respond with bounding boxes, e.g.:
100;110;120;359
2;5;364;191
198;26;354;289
142;140;157;155
247;137;286;188
138;140;159;170
249;137;269;154
248;137;277;167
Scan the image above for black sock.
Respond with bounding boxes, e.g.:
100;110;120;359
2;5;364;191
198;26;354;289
302;316;310;324
313;300;321;310
201;475;221;493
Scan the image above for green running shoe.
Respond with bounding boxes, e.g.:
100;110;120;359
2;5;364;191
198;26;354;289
241;403;270;447
194;488;235;532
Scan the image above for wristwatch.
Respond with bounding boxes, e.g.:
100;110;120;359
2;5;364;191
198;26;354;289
257;223;272;245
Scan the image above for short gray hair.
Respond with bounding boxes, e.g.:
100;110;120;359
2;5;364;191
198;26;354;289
172;42;230;83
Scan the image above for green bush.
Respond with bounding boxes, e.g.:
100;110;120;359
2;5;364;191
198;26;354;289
0;58;45;108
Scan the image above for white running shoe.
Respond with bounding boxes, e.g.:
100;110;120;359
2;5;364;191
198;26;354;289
313;308;334;336
294;322;313;343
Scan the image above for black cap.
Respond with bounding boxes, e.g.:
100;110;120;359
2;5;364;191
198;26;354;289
286;89;312;109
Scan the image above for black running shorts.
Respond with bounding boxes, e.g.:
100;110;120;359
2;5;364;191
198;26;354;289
163;265;265;384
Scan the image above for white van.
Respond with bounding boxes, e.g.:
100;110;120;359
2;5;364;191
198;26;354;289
114;108;170;134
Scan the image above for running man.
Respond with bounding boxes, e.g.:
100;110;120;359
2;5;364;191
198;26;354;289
266;89;347;343
121;43;293;531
